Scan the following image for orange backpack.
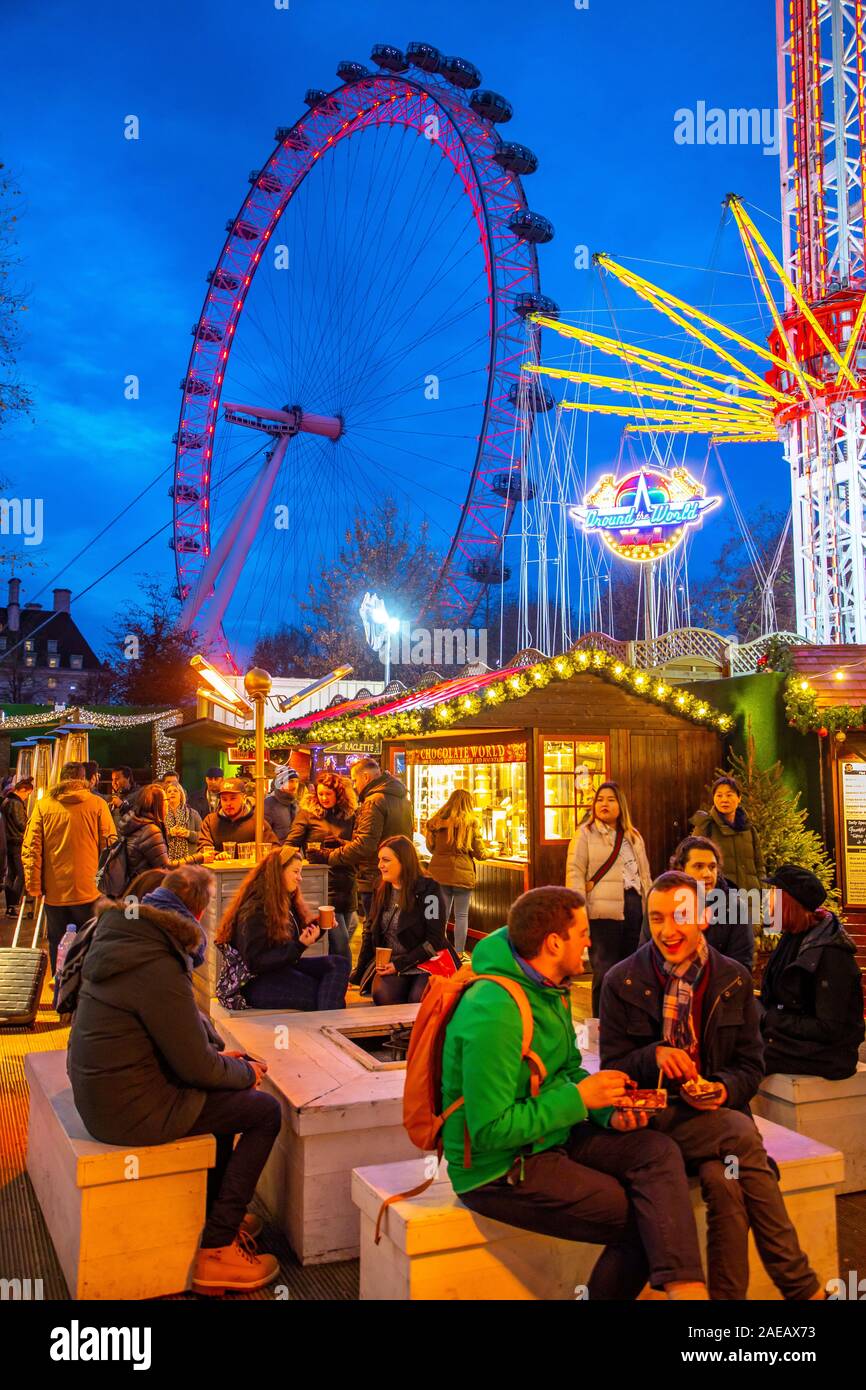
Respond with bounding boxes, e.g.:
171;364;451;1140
374;964;547;1242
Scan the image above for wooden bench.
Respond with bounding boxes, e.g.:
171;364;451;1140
352;1116;844;1300
751;1064;866;1193
25;1051;215;1300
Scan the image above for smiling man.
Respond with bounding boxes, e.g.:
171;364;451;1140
600;870;822;1301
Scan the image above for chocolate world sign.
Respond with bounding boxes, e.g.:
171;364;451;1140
570;465;720;563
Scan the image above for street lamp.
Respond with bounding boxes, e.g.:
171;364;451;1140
370;600;400;686
191;655;271;860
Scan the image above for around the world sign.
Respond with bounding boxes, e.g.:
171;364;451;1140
569;465;720;562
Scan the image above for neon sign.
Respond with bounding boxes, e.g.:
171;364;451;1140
569;466;720;562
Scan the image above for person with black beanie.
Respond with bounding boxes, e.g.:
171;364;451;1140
759;863;865;1080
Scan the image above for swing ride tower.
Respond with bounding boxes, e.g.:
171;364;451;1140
773;0;866;643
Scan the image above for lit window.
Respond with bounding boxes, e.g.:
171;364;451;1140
47;677;57;689
47;655;59;669
541;737;608;841
24;655;36;667
24;639;35;653
70;654;83;670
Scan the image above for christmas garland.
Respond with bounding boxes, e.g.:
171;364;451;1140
236;648;735;754
784;677;866;736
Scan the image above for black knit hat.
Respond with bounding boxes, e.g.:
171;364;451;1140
768;863;827;912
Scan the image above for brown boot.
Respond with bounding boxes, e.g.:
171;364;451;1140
192;1231;278;1296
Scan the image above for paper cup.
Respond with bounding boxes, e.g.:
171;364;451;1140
375;947;393;971
318;905;335;930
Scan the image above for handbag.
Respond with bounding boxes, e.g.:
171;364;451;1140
586;826;624;894
215;942;254;1011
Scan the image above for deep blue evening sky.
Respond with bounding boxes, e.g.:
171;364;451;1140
2;0;786;657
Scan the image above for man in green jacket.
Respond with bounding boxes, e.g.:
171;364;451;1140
441;886;708;1300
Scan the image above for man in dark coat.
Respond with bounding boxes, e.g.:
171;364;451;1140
108;766;142;828
199;780;278;854
323;758;413;897
67;864;281;1294
2;777;32;915
263;766;301;843
601;870;821;1302
638;834;754;973
188;767;224;821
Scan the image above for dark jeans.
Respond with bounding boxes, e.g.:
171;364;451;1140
371;970;428;1006
244;954;350;1011
185;1086;282;1248
45;901;96;973
460;1121;705;1298
590;888;643;1016
651;1104;819;1300
4;846;23;912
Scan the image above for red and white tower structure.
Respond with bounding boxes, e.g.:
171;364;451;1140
774;0;866;642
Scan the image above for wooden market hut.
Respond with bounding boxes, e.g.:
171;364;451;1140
268;649;730;937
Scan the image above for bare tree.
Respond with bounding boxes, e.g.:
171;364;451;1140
0;166;33;428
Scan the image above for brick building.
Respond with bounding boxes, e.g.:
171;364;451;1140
0;577;101;705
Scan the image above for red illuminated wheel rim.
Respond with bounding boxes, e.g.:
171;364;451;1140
171;51;550;660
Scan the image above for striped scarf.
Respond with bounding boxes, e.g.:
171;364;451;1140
652;936;709;1051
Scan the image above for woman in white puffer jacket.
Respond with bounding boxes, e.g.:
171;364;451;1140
565;781;652;1016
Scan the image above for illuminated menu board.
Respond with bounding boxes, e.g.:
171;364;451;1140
841;758;866;906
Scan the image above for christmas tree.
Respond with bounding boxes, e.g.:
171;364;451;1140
721;734;840;912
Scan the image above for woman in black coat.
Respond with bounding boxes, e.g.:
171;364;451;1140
760;864;865;1080
122;783;170;883
285;771;356;963
216;845;350;1011
356;835;450;1005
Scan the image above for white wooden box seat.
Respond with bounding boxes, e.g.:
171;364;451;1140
25;1051;215;1300
751;1064;866;1193
352;1114;844;1301
215;1002;421;1265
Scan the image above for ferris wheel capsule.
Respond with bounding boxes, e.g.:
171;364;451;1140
440;56;482;89
514;292;560;319
405;42;442;73
509;209;555;244
494;142;538;175
470;91;513;123
336;60;370;82
371;44;408;73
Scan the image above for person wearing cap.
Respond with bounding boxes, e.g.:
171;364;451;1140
199;780;278;855
759;863;865;1081
2;777;33;916
188;767;225;821
263;766;302;844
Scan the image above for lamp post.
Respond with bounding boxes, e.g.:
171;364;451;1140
243;667;273;860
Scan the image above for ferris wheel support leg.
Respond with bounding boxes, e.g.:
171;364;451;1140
198;436;291;648
179;482;261;633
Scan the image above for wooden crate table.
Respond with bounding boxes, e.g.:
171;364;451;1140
215;1002;420;1265
353;1115;843;1301
25;1051;215;1300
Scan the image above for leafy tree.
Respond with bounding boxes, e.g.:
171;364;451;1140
690;506;795;640
0;166;34;428
252;624;318;677
106;580;202;706
297;500;446;679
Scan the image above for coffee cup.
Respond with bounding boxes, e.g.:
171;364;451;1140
375;947;393;972
317;905;335;930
